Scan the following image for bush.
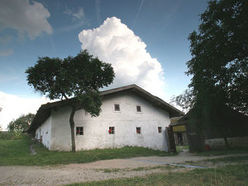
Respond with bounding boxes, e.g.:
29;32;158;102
0;131;25;140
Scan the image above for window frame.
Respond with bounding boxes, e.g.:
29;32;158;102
158;126;162;133
76;126;84;135
109;126;115;134
114;104;120;112
136;127;141;134
136;105;142;113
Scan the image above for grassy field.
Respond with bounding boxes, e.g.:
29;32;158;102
0;134;175;166
69;164;248;186
195;147;248;156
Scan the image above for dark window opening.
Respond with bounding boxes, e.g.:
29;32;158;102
158;127;162;133
76;127;84;135
136;105;141;112
114;104;120;111
136;127;141;134
109;126;115;134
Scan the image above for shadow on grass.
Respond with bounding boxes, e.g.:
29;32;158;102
195;147;248;156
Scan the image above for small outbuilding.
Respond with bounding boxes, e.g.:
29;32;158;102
182;107;248;151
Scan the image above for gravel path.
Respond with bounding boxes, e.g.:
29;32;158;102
0;152;247;186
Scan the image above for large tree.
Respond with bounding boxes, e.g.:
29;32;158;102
26;50;115;152
187;0;248;115
175;0;248;149
8;113;35;132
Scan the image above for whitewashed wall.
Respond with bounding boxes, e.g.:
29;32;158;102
50;106;72;151
35;116;52;149
38;92;171;151
73;92;170;151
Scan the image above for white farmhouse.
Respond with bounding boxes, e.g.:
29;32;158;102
28;84;183;151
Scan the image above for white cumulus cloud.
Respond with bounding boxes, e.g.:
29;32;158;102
0;92;49;130
78;17;167;99
0;0;52;39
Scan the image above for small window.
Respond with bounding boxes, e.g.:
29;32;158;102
158;127;162;133
114;104;120;111
76;127;84;135
136;105;141;112
136;127;141;134
109;127;115;134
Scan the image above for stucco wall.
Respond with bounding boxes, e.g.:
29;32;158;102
50;106;72;151
35;116;52;149
73;92;170;151
40;92;171;151
205;136;248;149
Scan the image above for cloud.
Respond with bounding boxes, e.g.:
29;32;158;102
57;21;85;33
78;17;167;99
0;49;14;56
64;7;85;20
0;0;53;39
0;92;49;130
60;7;85;32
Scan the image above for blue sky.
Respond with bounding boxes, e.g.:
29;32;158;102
0;0;209;129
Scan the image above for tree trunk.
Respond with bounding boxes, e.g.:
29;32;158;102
224;137;230;149
69;106;76;152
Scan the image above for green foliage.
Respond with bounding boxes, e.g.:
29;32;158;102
187;0;248;115
26;50;115;116
0;131;25;140
0;136;174;166
180;0;248;148
171;88;194;111
8;113;34;132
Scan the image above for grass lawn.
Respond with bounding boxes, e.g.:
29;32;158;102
176;145;189;152
195;147;248;156
69;164;248;186
0;135;175;166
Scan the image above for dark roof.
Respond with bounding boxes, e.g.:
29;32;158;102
28;84;184;134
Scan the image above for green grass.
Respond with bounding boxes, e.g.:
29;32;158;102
0;135;175;166
195;147;248;156
176;145;189;152
69;164;248;186
184;155;248;167
206;155;248;164
0;131;23;140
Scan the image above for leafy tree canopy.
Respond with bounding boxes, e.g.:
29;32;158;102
186;0;248;114
8;113;35;132
26;50;115;116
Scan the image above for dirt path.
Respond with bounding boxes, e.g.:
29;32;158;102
0;152;247;186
